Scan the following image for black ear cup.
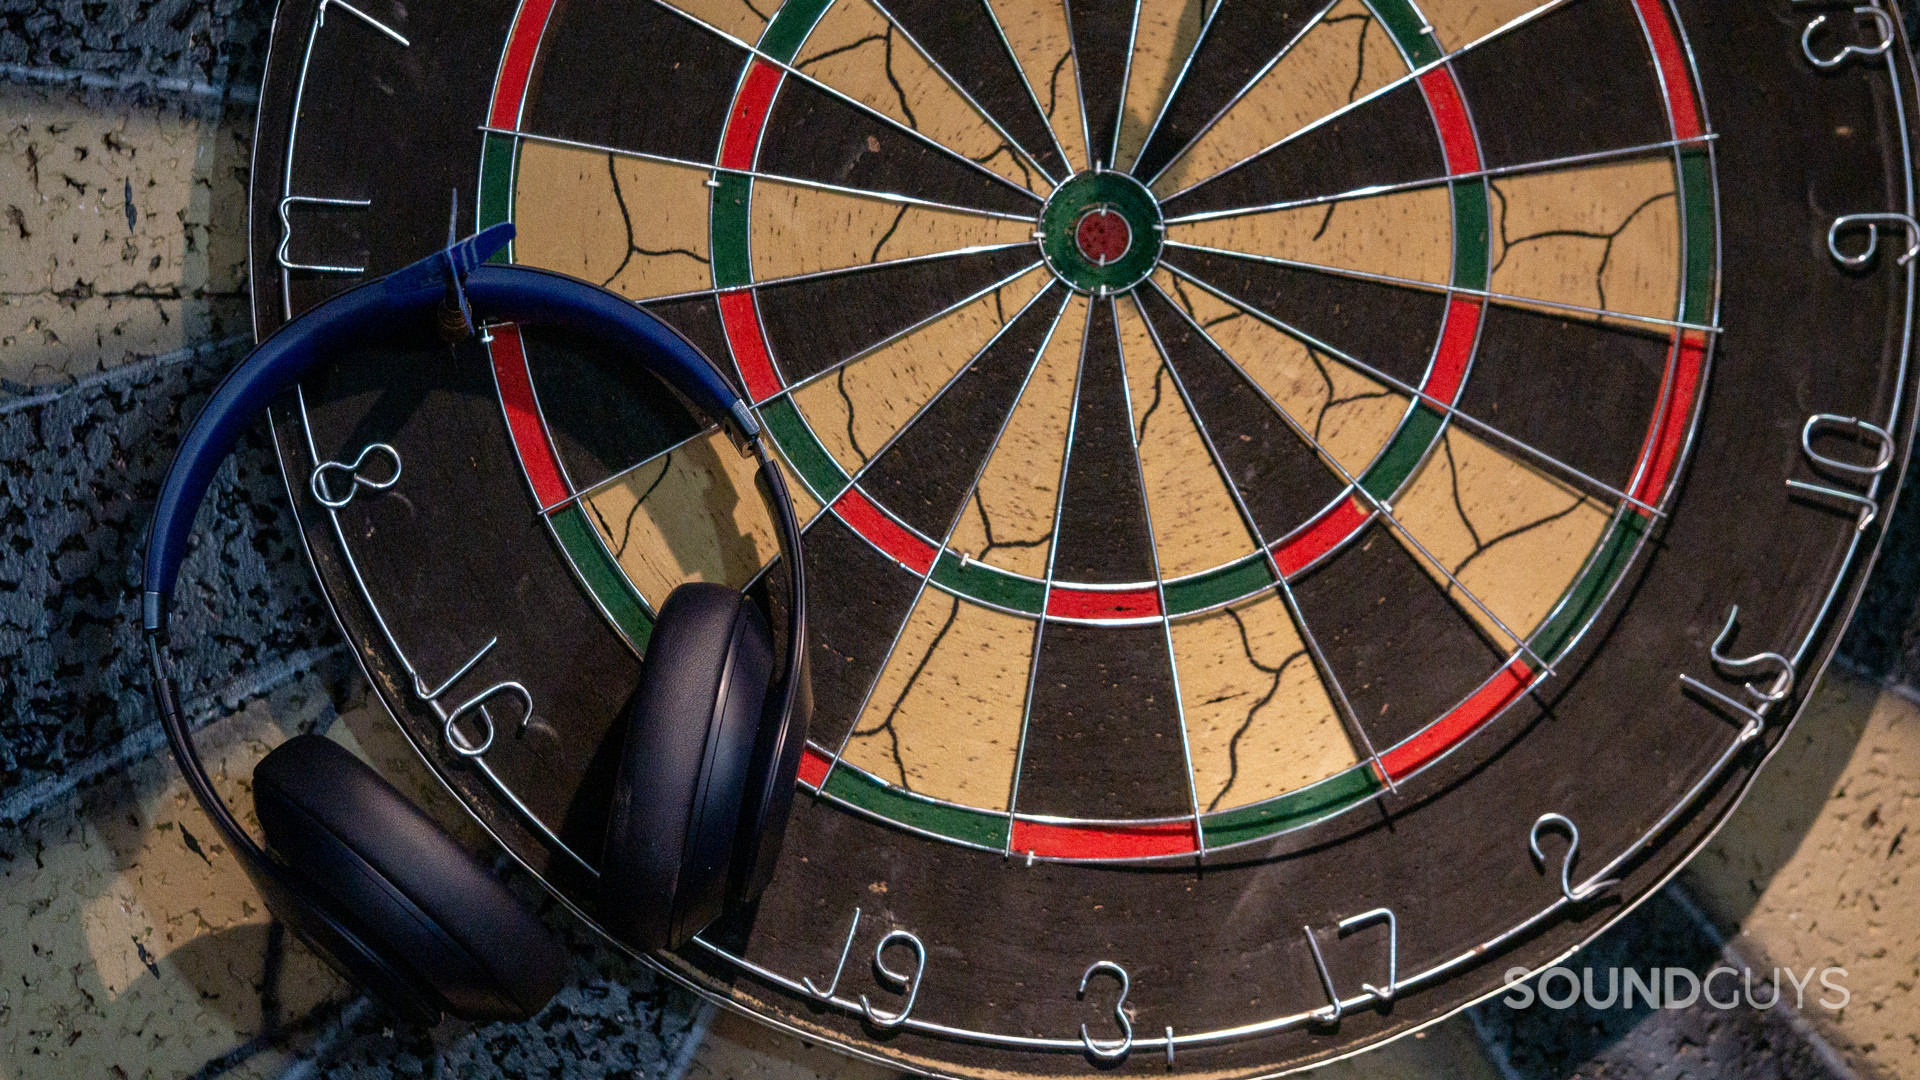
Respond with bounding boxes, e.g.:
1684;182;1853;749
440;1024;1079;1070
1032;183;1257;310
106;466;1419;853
728;648;809;908
253;734;570;1022
601;582;774;950
242;842;445;1026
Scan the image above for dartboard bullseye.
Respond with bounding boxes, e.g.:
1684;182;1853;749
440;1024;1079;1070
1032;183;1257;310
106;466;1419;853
251;0;1916;1074
1075;209;1129;264
1040;171;1163;290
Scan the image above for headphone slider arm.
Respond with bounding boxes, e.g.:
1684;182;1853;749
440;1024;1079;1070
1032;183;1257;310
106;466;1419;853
142;590;167;634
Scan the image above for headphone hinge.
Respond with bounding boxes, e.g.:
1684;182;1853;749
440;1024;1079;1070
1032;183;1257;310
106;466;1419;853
728;400;762;455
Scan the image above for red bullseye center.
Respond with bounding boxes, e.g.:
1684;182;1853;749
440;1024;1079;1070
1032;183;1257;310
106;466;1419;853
1074;208;1131;266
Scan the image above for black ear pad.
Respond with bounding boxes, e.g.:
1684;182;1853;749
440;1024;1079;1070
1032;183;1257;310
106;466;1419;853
601;582;774;950
242;839;444;1026
254;734;570;1022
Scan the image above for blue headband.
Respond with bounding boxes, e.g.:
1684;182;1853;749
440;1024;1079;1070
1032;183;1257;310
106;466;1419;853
142;224;759;630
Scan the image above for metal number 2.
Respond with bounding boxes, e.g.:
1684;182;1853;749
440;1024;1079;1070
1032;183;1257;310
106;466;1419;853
1529;814;1621;905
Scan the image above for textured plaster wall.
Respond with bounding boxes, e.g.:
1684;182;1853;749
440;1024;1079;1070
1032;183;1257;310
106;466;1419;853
1682;672;1920;1078
0;4;756;1074
0;670;713;1078
0;334;337;820
1;82;251;387
0;1;321;821
1478;672;1919;1080
1;0;269;92
1470;887;1859;1080
0;0;265;379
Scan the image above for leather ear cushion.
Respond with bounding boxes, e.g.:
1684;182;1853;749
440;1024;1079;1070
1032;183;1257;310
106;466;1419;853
601;582;773;951
248;862;443;1026
254;734;569;1022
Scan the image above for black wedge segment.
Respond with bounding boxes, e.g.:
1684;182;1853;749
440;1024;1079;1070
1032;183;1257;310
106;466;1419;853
876;0;1073;181
1066;0;1134;168
1127;0;1323;182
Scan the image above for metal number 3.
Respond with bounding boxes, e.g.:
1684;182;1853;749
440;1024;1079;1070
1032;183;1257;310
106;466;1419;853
1077;961;1132;1061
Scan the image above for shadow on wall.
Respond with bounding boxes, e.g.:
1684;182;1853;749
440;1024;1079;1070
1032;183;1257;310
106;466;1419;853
1846;0;1920;685
1469;886;1853;1080
0;671;349;1078
0;649;711;1078
0;0;274;92
1680;671;1880;931
1840;432;1920;687
0;1;310;826
1496;692;1903;1079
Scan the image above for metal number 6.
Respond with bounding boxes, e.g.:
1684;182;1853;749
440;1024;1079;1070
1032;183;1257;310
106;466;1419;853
442;681;534;758
1828;213;1920;268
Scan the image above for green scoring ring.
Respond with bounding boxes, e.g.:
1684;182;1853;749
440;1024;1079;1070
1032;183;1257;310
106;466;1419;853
1036;170;1164;294
472;0;1718;858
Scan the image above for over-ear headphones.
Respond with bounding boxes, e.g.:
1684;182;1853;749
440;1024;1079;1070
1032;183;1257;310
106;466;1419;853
142;223;811;1024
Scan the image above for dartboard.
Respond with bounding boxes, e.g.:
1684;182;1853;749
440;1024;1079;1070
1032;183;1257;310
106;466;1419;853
248;0;1917;1074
